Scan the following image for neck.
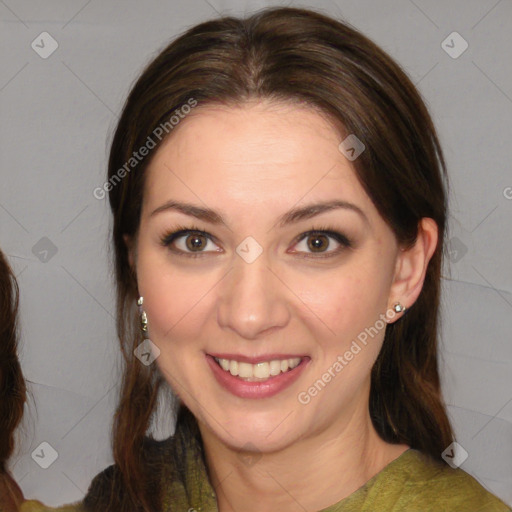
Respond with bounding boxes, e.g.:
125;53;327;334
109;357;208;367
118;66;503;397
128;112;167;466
199;400;409;512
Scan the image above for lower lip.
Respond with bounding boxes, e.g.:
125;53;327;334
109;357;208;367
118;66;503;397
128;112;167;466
206;355;310;399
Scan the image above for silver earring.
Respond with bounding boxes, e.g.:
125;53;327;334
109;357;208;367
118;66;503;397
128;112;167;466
393;302;406;314
137;296;148;332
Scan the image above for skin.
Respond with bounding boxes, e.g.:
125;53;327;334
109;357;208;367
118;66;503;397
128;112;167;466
127;100;438;512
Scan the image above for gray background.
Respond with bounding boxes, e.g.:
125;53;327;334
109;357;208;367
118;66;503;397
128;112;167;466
1;0;511;507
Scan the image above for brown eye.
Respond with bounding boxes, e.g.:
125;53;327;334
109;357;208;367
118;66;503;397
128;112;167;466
307;233;330;252
291;228;351;259
185;233;208;251
161;227;221;257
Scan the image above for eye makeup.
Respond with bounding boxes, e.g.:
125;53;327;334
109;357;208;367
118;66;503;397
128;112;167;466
159;223;354;260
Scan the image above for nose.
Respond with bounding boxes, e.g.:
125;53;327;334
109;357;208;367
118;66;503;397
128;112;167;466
216;250;290;340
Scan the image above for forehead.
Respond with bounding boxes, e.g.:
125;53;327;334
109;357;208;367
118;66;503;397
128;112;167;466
143;101;373;219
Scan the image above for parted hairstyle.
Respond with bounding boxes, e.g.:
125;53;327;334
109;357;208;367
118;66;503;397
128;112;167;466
87;6;454;511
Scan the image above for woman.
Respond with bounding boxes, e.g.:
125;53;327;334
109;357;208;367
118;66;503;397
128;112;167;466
0;250;27;511
14;6;511;512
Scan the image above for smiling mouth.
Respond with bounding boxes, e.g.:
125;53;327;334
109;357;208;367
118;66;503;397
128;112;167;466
213;356;304;381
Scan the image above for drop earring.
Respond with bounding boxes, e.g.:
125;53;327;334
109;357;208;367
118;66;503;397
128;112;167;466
134;296;160;368
137;296;148;332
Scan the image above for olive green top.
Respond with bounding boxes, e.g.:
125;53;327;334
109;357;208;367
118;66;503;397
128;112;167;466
12;445;512;512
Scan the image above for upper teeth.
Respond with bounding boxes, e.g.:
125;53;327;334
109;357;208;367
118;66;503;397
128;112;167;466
215;357;302;380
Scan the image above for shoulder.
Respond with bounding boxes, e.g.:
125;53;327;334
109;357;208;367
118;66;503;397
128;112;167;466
15;438;173;512
7;465;119;512
18;501;83;512
0;471;83;512
82;436;173;509
376;449;511;511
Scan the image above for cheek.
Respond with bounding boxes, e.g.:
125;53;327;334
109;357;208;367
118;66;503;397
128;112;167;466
135;246;205;340
294;263;388;340
142;276;206;341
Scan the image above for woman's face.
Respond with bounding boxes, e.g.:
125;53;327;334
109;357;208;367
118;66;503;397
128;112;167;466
133;101;403;452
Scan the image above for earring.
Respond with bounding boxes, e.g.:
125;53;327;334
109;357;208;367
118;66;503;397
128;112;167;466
393;302;406;314
137;296;148;332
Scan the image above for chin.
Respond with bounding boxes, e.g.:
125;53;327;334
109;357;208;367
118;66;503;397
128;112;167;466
207;410;301;452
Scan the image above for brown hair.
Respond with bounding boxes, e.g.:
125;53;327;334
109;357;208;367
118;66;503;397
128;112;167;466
90;6;453;510
0;250;27;471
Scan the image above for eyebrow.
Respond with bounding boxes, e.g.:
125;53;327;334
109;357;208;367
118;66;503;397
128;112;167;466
150;199;368;227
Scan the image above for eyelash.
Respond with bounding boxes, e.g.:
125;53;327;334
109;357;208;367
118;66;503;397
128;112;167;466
160;224;352;259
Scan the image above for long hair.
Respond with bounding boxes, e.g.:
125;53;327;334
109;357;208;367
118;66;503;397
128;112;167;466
0;249;27;512
0;250;27;473
94;7;453;510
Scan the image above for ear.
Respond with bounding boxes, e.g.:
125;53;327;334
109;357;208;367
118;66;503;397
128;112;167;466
387;218;438;323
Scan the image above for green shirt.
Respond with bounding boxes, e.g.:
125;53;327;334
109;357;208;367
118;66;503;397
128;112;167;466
14;445;512;512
